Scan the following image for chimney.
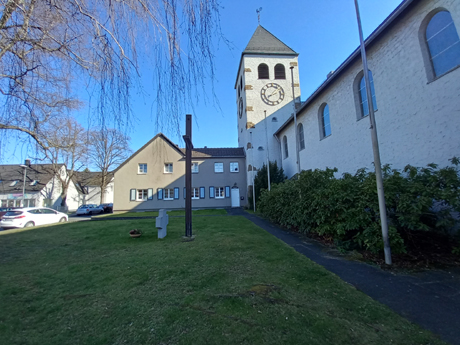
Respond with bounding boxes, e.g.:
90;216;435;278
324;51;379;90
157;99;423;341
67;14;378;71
25;159;31;166
326;70;335;79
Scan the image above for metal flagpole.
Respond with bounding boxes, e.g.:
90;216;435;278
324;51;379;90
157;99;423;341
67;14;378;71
264;110;271;191
290;66;301;175
354;0;392;265
250;131;256;212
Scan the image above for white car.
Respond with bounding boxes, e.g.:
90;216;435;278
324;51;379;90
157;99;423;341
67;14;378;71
0;207;68;229
76;204;104;216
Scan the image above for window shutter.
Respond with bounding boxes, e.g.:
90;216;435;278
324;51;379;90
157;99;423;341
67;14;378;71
225;186;230;198
130;189;136;201
174;187;179;199
148;188;153;200
200;187;205;199
183;187;186;199
157;188;163;200
209;186;215;198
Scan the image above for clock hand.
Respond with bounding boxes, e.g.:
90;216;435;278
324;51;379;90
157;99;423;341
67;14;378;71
268;89;279;98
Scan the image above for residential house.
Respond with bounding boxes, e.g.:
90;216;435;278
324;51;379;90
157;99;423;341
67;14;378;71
113;133;247;211
0;163;79;211
72;171;114;206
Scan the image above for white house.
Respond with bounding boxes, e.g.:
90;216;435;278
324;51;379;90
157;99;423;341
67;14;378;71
0;163;80;211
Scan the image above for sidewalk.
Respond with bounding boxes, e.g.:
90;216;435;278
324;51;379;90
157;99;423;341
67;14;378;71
227;208;460;345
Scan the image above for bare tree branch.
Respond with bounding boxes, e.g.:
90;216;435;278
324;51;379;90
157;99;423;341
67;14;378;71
0;0;224;150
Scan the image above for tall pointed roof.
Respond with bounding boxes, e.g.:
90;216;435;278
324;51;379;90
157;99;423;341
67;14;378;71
243;25;297;56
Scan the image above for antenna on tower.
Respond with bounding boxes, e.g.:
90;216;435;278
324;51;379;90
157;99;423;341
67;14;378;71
256;7;262;25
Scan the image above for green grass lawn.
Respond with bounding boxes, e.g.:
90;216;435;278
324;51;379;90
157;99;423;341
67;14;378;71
0;216;444;345
101;208;228;218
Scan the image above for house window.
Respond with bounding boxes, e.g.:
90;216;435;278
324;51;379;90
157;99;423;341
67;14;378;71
138;164;147;174
192;162;199;173
214;162;223;173
283;135;288;159
30;180;39;186
258;63;269;79
274;64;286;79
215;187;225;199
358;71;377;118
298;123;305;150
164;163;173;173
426;11;460;77
10;180;18;186
137;189;148;201
230;162;239;172
320;104;332;138
200;187;205;199
164;188;174;200
192;187;199;199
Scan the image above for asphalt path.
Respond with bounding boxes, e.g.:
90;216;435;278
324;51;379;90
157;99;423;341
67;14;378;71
227;208;460;345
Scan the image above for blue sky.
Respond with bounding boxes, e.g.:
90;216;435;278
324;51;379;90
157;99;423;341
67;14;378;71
128;0;404;151
4;0;403;165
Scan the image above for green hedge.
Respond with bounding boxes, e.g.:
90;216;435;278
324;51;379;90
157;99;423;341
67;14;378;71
258;160;460;254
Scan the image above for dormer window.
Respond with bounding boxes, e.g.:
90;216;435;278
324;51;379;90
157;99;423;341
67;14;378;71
10;180;18;186
30;180;39;186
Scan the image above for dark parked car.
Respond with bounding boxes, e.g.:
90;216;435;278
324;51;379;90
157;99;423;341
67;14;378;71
99;203;113;213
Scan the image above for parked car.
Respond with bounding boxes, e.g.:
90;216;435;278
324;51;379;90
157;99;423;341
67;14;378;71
76;204;104;216
0;207;68;229
99;203;113;213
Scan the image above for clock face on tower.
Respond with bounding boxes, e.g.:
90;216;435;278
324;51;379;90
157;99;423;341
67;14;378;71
260;83;285;106
238;97;243;118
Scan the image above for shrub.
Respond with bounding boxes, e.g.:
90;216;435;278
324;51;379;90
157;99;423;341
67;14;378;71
258;160;460;254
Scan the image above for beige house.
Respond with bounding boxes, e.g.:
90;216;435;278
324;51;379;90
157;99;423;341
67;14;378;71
113;133;247;211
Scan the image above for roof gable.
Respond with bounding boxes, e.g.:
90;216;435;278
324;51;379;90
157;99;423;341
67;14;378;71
113;133;184;173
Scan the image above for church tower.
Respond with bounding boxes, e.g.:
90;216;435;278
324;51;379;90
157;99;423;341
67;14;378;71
235;26;301;191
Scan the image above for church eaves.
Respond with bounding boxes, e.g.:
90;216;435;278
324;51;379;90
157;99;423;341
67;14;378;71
243;25;297;56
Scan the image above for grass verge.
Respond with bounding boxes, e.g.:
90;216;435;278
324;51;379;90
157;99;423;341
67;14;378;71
0;216;445;344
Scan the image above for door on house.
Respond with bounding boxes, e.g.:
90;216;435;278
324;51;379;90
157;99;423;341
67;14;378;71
231;187;240;208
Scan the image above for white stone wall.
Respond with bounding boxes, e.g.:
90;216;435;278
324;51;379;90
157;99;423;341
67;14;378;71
236;54;301;186
278;0;460;178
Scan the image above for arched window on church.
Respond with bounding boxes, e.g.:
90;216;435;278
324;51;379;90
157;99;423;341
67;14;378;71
425;11;460;77
258;63;269;79
358;71;377;119
320;104;331;139
298;123;305;150
274;64;286;79
283;135;288;159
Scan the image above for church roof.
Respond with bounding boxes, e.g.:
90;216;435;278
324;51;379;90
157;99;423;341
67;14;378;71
243;25;297;56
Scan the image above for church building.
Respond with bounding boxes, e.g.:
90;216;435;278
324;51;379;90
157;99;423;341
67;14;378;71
237;0;460;187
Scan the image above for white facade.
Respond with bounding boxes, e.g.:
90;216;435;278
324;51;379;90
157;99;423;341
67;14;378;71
242;0;460;179
235;27;301;188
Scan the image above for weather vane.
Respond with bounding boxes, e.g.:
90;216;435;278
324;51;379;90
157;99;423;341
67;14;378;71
256;7;262;25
